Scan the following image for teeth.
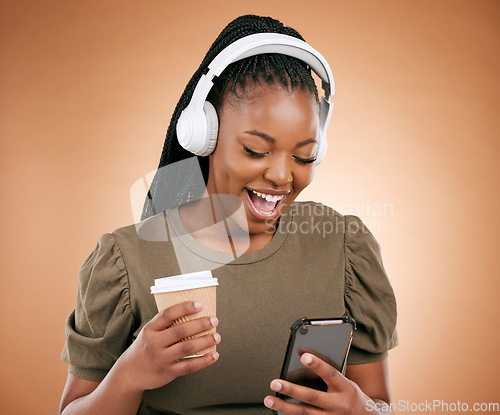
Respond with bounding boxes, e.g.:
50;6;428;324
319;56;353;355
250;189;285;203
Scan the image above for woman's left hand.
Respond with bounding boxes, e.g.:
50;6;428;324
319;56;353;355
264;353;380;414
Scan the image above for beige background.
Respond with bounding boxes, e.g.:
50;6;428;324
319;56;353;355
1;1;499;413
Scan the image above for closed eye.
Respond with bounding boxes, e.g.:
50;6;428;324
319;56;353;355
293;155;317;164
243;145;316;164
243;145;268;158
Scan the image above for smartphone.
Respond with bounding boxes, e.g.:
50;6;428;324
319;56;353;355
274;317;356;413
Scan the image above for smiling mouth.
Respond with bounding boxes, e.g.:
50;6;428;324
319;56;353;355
245;188;288;217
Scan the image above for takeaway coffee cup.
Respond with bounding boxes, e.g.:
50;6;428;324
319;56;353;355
150;270;219;356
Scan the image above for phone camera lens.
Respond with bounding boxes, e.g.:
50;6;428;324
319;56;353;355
299;327;308;335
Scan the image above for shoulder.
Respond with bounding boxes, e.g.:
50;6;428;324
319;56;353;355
285;201;376;243
286;202;384;268
285;201;383;259
110;211;168;249
80;232;124;276
274;202;348;255
104;212;180;281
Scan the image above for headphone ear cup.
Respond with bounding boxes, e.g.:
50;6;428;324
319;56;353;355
202;101;219;156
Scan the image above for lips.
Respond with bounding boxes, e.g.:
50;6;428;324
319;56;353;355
243;187;290;221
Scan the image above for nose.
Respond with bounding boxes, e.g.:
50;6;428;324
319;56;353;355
263;154;292;187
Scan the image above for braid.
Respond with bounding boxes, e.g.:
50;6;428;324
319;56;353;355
141;15;320;220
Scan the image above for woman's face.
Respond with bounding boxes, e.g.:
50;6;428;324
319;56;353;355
206;82;319;236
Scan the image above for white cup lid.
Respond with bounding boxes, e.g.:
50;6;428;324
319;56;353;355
150;270;218;294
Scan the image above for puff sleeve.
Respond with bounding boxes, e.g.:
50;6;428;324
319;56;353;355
61;233;134;381
344;215;398;364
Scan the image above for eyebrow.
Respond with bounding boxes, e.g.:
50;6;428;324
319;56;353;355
243;130;317;147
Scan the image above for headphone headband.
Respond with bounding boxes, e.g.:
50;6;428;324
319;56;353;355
189;33;334;109
177;33;335;164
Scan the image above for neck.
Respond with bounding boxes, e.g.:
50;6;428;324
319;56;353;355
178;195;277;255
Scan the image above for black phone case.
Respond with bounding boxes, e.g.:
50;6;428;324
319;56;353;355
272;316;356;415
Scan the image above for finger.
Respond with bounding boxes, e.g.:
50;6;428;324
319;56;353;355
297;347;333;366
170;350;220;378
264;393;323;415
148;301;203;331
166;331;221;361
295;347;337;372
161;315;219;347
300;353;345;390
269;379;329;410
296;347;316;356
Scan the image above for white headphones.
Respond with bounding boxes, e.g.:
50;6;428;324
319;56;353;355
176;33;334;165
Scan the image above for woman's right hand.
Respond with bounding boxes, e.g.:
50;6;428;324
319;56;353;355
116;300;220;392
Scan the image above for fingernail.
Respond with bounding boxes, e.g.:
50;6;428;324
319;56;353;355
212;351;219;361
303;354;313;364
210;316;218;326
272;380;282;391
213;332;221;342
264;397;274;408
194;302;203;310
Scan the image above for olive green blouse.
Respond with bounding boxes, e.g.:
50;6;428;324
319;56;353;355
61;201;397;414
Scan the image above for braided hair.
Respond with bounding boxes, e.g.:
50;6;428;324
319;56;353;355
141;15;319;220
